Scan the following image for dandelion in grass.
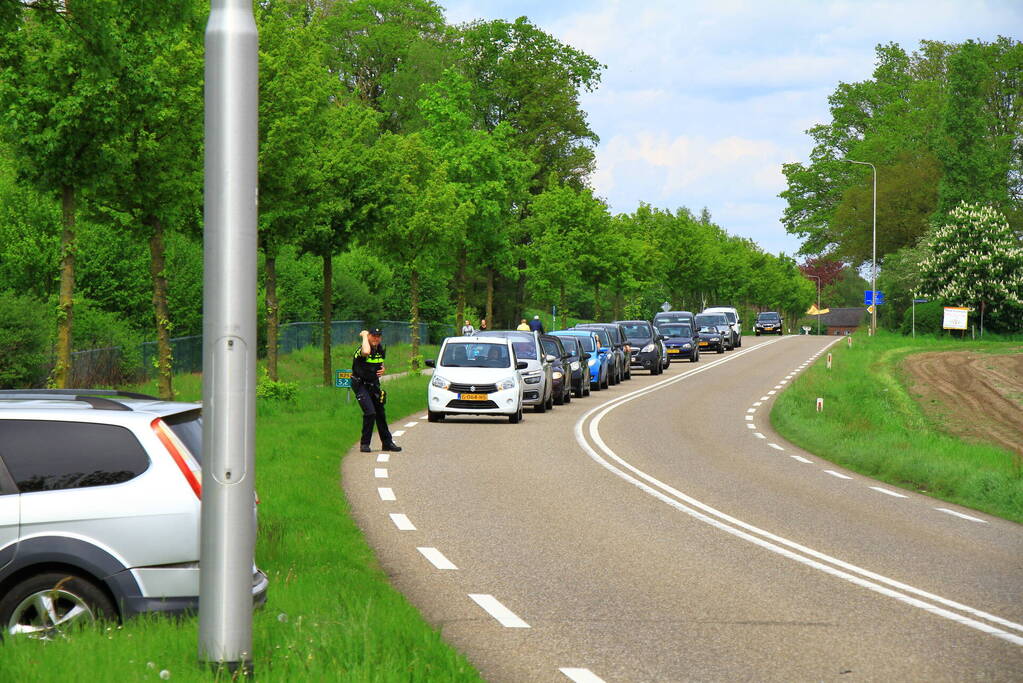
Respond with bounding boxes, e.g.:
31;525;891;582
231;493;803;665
277;612;288;623
160;670;171;680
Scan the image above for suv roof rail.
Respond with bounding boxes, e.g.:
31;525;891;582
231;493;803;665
0;389;160;411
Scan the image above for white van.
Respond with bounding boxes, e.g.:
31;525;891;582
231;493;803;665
702;307;742;347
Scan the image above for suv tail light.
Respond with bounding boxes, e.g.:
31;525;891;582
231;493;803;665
152;418;202;499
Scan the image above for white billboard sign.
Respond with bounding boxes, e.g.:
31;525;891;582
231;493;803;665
942;306;969;330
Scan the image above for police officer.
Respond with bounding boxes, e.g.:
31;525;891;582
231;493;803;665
353;328;401;453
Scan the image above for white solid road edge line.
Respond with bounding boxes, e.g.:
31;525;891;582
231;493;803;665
389;513;416;531
559;668;606;682
417;546;458;570
575;335;1023;645
468;594;530;628
936;508;988;524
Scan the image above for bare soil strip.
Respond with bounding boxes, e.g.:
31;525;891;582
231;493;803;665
903;350;1023;457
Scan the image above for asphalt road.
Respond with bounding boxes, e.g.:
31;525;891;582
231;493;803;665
342;335;1023;682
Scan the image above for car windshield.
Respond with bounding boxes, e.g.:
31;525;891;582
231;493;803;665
759;313;780;321
655;314;689;323
441;342;511;368
540;339;563;358
696;314;727;326
659;324;692;338
621;323;651;339
587;328;612;347
475;331;538;359
699;326;717;334
558;337;580;357
559;334;595;352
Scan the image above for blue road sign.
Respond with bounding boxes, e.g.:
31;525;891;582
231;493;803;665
335;369;352;388
913;298;928;303
864;290;885;305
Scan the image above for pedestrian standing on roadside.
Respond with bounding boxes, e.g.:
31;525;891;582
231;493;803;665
479;318;488;331
528;315;545;334
516;318;530;331
353;328;401;453
461;319;475;336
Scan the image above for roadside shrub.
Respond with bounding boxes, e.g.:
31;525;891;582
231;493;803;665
0;291;52;388
256;367;298;401
899;300;945;336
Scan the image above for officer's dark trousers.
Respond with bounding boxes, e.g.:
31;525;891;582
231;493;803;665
354;381;392;447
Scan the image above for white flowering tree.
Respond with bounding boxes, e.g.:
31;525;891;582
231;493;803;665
919;202;1023;333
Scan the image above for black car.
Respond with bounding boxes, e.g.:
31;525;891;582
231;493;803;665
657;322;700;362
575;323;630;383
696;324;726;353
539;334;574;405
755;311;783;335
614;320;664;374
695;313;734;350
550;334;591;398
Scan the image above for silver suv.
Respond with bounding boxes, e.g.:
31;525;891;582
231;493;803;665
0;389;268;638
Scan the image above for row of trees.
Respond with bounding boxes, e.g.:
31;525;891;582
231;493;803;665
782;38;1023;333
0;0;813;395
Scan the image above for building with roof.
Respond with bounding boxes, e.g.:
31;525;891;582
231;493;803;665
819;307;867;335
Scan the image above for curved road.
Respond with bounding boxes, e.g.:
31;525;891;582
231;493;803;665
343;335;1023;681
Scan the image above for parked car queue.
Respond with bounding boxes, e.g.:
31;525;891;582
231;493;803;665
424;307;767;423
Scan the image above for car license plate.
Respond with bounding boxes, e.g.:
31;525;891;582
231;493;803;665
668;348;680;354
764;326;774;330
699;341;709;346
459;393;488;401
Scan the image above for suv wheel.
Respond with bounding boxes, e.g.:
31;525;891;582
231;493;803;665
428;411;445;422
1;572;115;640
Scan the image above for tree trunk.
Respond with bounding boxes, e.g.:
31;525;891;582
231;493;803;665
266;249;280;381
410;269;421;370
321;253;332;387
51;184;76;388
486;269;494;329
454;249;466;332
146;216;174;400
559;283;566;330
594;283;603;320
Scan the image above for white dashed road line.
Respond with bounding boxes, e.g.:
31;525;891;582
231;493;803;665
760;395;770;401
745;415;754;421
417;546;458;570
871;486;909;499
392;430;405;437
936;508;988;524
404;422;419;428
374;468;388;479
753;432;766;439
791;455;813;463
389;513;416;531
768;443;785;451
376;453;390;463
825;470;853;480
468;594;530;628
377;487;395;501
560;668;606;682
746;423;756;429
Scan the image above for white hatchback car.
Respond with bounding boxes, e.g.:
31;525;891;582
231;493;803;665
0;389;268;639
425;337;525;423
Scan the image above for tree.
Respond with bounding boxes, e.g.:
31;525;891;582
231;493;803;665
919;203;1023;333
367;132;460;367
0;1;123;386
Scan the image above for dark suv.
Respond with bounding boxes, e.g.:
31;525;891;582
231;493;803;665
539;334;573;405
614;320;664;374
755;312;783;335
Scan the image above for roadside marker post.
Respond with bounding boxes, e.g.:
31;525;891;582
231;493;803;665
847;336;852;349
826;353;832;370
816;397;824;412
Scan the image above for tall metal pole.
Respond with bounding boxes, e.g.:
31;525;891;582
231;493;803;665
201;0;258;674
842;159;877;335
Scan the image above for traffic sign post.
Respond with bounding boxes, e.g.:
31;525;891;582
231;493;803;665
335;369;352;402
911;298;928;338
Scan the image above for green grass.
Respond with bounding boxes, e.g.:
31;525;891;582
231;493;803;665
771;330;1023;524
1;346;480;681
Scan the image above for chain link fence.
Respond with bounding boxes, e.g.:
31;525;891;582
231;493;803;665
72;320;455;386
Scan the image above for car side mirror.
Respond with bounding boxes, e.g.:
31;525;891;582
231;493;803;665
424;359;436;368
582;353;591;360
545;354;557;363
516;361;528;370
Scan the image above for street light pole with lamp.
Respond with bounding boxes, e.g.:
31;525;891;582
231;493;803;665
841;158;877;335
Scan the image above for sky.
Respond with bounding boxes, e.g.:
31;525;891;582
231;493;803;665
441;0;1021;258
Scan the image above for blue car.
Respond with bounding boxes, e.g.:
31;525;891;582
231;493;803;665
656;322;700;362
551;329;610;390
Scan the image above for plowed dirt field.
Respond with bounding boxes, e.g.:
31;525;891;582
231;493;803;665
903;350;1023;457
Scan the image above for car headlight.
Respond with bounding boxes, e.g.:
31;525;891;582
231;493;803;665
497;377;516;391
522;370;541;384
711;337;720;342
552;371;563;380
641;343;656;353
430;375;450;390
588;358;596;366
570;361;580;371
682;343;691;349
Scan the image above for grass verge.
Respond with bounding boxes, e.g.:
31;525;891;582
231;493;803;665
1;345;479;681
771;330;1023;524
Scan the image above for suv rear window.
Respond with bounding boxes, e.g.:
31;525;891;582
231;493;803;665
0;420;150;492
621;323;652;339
164;410;203;465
